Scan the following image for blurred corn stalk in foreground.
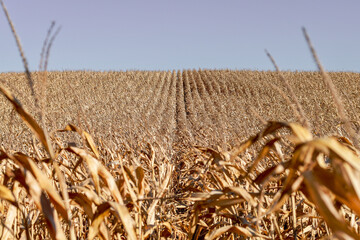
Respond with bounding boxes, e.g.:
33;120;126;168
188;121;360;239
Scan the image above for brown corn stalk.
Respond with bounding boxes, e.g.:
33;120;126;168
265;49;311;130
303;27;358;147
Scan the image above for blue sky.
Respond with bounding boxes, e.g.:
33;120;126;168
0;1;359;72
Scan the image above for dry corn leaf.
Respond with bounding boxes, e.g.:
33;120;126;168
136;166;145;197
188;191;223;202
254;162;288;185
0;85;54;159
224;186;256;206
292;144;315;171
266;174;304;216
68;192;94;218
188;204;201;239
61;124;99;158
67;147;137;239
53;162;75;240
215;163;236;184
11;152;68;221
13;168;66;240
143;222;174;239
303;170;359;240
228;135;259;161
143;226;157;239
247;138;280;175
108;202;137;240
263;121;312;143
161;222;173;237
312;164;360;217
1;182;20;240
343;163;360;207
312;138;360;172
195;147;224;165
0;184;17;207
120;161;139;205
202;197;245;208
205;225;253;239
72;186;102;206
227;121;310;166
99;223;110;240
211;171;229;188
287;122;313;142
123;165;137;187
0;150;8;160
262;121;287;136
68;147;123;204
67;147;101;194
147;164;173;225
88;202;111;240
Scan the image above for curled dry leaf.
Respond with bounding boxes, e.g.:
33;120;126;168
147;164;173;226
312;164;360;217
224;186;256;206
0;184;17;207
60;124;99;158
109;202;137;240
0;85;54;159
12;167;66;240
66;147;137;240
2;182;21;240
10;152;68;221
68;192;94;219
136;166;145;197
303;170;359;240
88;202;111;240
205;225;253;240
247;137;280;176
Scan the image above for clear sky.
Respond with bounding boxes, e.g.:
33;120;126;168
1;1;359;72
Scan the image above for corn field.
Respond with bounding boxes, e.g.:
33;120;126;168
1;1;360;239
1;70;360;154
1;69;360;239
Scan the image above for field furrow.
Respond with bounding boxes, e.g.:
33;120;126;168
187;70;202;125
182;70;196;142
162;70;178;155
175;70;189;145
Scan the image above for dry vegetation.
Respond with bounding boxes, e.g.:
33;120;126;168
2;2;360;240
1;70;360;153
2;69;360;239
